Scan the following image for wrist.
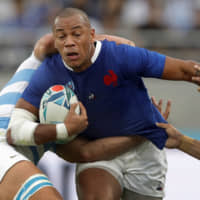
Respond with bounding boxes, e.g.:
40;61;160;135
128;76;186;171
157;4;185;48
56;123;68;142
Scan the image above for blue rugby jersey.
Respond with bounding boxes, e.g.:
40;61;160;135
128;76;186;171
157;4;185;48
22;40;168;149
0;54;56;164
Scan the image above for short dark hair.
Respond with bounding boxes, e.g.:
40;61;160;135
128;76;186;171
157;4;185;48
55;7;91;27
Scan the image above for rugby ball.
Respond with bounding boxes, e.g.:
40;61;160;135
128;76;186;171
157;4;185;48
39;85;79;124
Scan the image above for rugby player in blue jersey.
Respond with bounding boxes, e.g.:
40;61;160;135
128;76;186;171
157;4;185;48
0;33;144;199
6;7;200;200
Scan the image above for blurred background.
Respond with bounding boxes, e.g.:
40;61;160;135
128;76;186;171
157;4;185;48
0;0;200;199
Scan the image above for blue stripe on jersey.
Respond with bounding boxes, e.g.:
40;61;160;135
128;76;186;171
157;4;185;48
5;69;36;87
15;175;49;200
0;117;10;129
0;93;21;105
29;146;39;164
23;182;53;200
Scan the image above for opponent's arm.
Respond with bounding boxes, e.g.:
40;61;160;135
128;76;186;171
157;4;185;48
157;122;200;160
34;33;57;61
56;135;145;163
162;57;200;86
95;34;135;47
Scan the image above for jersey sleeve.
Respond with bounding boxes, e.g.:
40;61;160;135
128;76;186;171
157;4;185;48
117;45;166;79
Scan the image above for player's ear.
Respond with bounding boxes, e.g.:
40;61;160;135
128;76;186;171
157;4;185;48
90;28;95;43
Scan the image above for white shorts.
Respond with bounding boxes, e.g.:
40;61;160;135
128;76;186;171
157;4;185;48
76;141;167;198
0;140;29;182
0;135;55;182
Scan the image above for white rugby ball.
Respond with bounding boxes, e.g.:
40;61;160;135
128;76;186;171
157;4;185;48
39;85;79;124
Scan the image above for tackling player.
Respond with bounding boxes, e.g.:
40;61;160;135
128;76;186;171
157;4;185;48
7;7;200;200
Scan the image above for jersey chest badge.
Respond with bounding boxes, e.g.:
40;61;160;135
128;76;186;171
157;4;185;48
104;70;118;87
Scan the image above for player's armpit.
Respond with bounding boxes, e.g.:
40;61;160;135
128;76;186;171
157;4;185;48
56;135;145;163
95;34;135;47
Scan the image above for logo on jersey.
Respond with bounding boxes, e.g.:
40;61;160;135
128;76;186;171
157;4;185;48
88;93;95;100
104;70;118;86
156;182;163;191
65;81;75;91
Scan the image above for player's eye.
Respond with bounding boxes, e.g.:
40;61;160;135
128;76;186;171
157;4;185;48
73;32;81;37
58;35;65;39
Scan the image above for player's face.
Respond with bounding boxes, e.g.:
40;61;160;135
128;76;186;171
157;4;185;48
53;15;95;72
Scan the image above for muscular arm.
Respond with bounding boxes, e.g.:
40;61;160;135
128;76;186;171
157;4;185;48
7;98;88;145
162;56;200;85
157;122;200;160
56;135;145;162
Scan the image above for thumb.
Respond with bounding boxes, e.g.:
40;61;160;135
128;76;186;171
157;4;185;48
70;103;79;112
156;122;168;129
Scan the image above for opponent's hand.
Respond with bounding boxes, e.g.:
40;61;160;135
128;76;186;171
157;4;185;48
34;33;57;61
64;102;88;136
191;65;200;86
156;122;183;148
151;96;171;120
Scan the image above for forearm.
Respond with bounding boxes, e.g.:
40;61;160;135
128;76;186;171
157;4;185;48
56;135;145;163
178;135;200;160
162;56;200;82
8;99;70;146
95;34;135;47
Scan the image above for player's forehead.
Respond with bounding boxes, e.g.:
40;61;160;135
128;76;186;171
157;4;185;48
54;15;89;32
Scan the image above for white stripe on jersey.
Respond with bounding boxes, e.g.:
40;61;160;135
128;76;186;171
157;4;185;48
0;105;14;117
0;53;54;164
0;82;28;96
0;53;41;128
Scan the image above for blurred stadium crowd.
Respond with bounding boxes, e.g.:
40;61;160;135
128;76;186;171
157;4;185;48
1;0;200;70
1;0;200;31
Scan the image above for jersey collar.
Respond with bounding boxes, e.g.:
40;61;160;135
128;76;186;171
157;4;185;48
62;40;102;71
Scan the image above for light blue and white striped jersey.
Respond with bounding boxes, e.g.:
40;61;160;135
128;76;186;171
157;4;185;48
0;54;55;164
0;53;41;134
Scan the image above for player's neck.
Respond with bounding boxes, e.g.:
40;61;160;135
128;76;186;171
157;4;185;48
74;42;95;72
63;41;101;73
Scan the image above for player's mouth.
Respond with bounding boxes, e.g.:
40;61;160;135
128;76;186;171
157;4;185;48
66;52;80;61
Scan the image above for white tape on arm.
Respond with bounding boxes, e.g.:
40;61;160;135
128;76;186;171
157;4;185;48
8;108;39;146
56;123;76;144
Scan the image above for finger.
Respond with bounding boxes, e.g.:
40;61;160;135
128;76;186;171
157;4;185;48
69;103;79;112
198;87;200;92
151;96;160;111
158;99;163;108
151;96;157;106
78;102;87;117
193;65;200;76
192;77;200;85
164;100;171;119
156;122;168;129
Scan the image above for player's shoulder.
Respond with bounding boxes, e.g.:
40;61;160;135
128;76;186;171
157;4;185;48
43;53;62;66
101;39;139;52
